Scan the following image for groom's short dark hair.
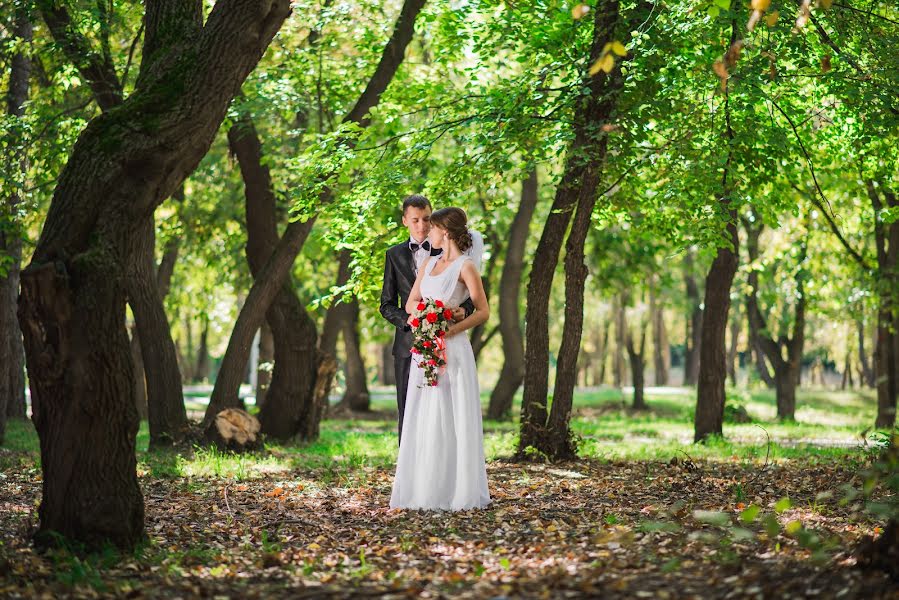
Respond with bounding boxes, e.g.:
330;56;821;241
402;194;431;214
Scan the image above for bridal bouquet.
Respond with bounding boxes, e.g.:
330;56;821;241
409;298;454;387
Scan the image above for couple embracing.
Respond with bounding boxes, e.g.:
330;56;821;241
379;195;491;511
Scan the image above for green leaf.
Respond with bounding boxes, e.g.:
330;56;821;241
785;520;802;535
693;510;730;526
774;497;792;513
740;504;761;524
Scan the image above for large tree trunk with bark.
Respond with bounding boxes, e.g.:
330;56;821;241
488;169;538;420
42;0;189;446
683;249;702;386
17;0;291;550
0;8;31;440
518;0;631;460
203;0;426;435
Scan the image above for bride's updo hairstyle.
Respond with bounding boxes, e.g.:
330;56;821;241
430;207;473;252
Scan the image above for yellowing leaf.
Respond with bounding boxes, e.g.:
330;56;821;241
571;4;590;19
610;41;628;57
819;0;832;8
765;9;779;26
750;0;770;10
785;520;802;535
589;53;615;76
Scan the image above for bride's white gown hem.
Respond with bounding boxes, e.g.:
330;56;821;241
389;255;491;511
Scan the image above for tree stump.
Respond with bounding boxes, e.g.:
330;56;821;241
206;408;262;452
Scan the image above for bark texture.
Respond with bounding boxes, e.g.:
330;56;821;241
518;0;632;460
682;249;702;386
0;8;31;440
203;0;426;433
488;170;538;420
18;0;291;549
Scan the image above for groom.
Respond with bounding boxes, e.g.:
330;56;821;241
380;194;473;445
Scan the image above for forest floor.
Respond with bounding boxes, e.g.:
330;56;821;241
1;387;896;599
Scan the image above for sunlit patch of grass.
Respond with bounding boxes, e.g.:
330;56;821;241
176;446;290;480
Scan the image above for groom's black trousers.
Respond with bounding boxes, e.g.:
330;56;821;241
395;354;412;446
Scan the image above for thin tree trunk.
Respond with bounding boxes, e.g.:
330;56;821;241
341;298;370;410
0;7;31;439
203;0;427;436
727;299;740;387
867;180;898;429
650;279;669;385
488;169;538;420
255;321;274;409
614;296;626;387
596;322;609;385
857;319;874;388
194;314;210;383
626;322;647;410
226;115;320;438
518;0;633;460
695;28;739;443
17;0;290;549
380;343;396;385
744;222;775;388
683;249;702;386
128;219;189;446
130;325;148;420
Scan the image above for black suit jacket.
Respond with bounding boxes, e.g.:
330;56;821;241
380;241;474;357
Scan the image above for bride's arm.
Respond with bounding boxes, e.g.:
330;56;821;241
447;261;489;337
404;257;430;318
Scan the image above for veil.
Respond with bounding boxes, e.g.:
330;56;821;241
464;229;485;272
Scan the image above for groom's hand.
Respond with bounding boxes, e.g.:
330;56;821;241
451;307;465;322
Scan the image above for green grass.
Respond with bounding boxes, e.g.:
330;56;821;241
3;386;886;480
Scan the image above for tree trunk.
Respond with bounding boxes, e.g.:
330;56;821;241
727;299;740;387
596;322;609;385
17;0;291;550
227;115;321;438
194;314;210;383
0;7;31;440
694;41;739;443
518;0;631;460
341;298;370;410
204;0;427;435
255;321;274;409
488;169;538;420
613;295;627;387
683;249;702;386
867;181;898;429
626;324;647;410
379;343;396;385
650;279;669;386
857;319;874;388
128;219;189;446
744;222;775;388
130;324;148;420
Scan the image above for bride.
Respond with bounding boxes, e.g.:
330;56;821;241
389;207;491;511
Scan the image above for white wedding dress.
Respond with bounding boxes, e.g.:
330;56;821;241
389;255;491;511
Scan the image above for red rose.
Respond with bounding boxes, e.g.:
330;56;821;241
429;359;437;366
436;330;445;338
431;381;438;387
411;347;420;354
423;341;432;348
435;300;444;308
443;309;453;319
417;302;426;311
411;318;420;327
426;312;438;324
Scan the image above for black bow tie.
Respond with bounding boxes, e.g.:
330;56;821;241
410;240;431;252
